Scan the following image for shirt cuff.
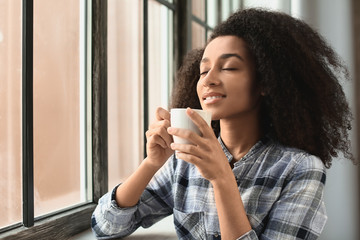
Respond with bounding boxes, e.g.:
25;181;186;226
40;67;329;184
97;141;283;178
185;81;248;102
110;184;120;203
108;184;139;212
236;230;258;240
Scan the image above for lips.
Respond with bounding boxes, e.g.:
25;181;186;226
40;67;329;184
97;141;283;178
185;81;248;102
202;92;226;104
204;95;223;101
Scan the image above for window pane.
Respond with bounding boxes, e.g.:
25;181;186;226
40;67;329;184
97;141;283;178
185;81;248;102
221;0;231;21
232;0;241;12
0;0;22;228
33;0;88;217
207;29;213;39
192;21;206;49
192;0;205;21
107;0;144;189
148;0;174;123
243;0;291;12
207;0;218;28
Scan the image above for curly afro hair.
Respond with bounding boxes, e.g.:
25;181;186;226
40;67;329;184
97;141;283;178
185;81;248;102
171;8;354;168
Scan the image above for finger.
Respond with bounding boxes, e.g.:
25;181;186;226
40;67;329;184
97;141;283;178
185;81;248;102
146;127;160;139
159;125;173;147
148;119;170;131
186;108;213;137
155;107;170;121
170;142;202;157
167;127;202;145
175;151;201;165
148;120;172;146
147;126;173;148
148;135;168;149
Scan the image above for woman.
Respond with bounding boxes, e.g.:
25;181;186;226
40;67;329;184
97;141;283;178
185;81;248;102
92;9;354;239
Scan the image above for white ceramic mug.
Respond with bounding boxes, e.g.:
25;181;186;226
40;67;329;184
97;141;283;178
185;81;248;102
170;108;212;144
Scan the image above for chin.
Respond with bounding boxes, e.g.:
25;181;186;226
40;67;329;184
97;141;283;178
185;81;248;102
208;112;221;121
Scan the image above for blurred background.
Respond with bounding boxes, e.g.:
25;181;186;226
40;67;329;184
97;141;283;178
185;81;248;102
0;0;358;239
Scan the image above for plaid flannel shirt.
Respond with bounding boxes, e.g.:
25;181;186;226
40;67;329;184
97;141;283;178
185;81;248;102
92;136;327;239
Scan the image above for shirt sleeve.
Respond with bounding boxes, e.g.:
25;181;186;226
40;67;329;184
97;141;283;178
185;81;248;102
239;155;327;240
91;156;175;239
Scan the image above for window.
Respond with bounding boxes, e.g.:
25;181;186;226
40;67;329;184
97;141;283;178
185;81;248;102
0;0;22;229
33;0;91;218
191;0;206;48
242;0;291;13
0;0;96;238
148;0;174;126
107;0;176;190
107;0;144;190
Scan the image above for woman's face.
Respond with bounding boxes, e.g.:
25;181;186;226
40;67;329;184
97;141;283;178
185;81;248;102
197;35;261;121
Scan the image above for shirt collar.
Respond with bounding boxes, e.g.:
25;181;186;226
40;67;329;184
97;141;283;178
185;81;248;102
217;134;272;164
218;136;234;163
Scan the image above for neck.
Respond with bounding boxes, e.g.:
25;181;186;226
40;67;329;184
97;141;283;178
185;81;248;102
220;113;262;161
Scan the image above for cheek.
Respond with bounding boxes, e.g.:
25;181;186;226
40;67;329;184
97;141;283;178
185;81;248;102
228;79;257;104
196;80;202;100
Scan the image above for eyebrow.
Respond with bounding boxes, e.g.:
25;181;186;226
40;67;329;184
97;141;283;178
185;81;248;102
200;53;244;64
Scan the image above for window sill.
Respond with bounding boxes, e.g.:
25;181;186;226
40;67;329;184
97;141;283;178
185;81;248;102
0;204;96;240
70;215;177;240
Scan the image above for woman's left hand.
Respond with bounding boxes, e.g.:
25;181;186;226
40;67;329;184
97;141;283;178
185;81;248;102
167;108;231;182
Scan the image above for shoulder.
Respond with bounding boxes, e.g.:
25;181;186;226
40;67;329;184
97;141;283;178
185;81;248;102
268;140;326;183
255;138;326;181
277;141;325;168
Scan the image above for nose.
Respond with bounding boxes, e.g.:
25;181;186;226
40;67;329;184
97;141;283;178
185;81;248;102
201;69;221;87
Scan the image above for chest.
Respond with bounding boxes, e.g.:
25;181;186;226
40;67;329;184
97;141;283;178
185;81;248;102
171;167;284;239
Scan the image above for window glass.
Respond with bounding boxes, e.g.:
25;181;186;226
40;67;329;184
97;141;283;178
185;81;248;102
243;0;291;13
192;0;205;21
107;0;144;189
148;0;174;123
0;0;22;228
221;0;231;21
207;29;213;39
192;21;206;49
33;0;89;217
232;0;241;12
207;0;218;28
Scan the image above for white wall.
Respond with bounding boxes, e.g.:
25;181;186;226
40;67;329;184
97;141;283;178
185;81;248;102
292;0;359;239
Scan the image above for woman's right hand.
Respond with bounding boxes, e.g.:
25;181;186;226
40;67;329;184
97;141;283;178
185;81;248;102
145;107;174;168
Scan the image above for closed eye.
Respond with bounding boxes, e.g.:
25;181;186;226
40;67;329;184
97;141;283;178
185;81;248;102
222;68;237;71
200;71;209;76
